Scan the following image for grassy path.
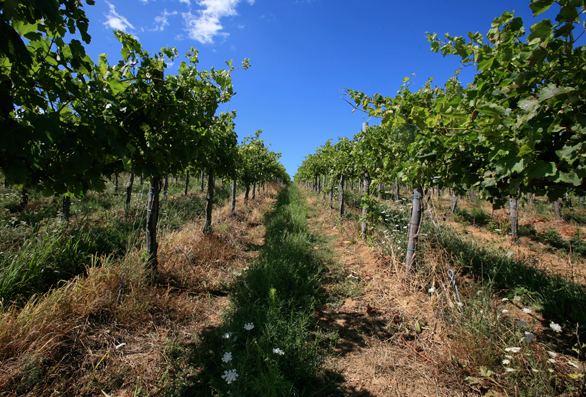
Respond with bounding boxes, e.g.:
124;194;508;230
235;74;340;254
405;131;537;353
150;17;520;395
166;184;339;396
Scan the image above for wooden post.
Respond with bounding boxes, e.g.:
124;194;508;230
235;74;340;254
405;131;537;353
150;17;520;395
329;177;335;208
203;171;215;234
62;196;71;222
339;174;345;216
510;196;519;239
322;175;326;200
201;170;205;192
553;200;562;221
146;175;161;281
395;178;400;201
126;173;134;206
361;171;371;239
230;177;236;215
184;171;190;196
252;182;256;199
245;184;250;200
450;192;458;213
406;186;423;275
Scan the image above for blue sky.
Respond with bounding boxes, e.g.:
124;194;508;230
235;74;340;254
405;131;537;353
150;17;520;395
79;0;563;177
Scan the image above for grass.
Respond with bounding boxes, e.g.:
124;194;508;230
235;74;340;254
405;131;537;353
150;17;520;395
0;174;237;305
360;191;586;396
0;183;275;396
164;184;339;396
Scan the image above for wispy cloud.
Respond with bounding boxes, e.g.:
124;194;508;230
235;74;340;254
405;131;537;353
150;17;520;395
154;9;178;31
104;1;135;32
182;0;254;44
179;0;191;5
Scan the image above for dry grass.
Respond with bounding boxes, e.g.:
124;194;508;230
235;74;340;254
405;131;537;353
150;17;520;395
0;186;279;396
305;189;585;396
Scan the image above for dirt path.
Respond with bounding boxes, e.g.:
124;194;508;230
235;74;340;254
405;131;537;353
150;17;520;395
305;193;469;397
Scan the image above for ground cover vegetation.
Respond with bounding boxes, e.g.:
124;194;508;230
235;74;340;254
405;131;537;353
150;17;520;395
299;182;586;395
295;0;586;393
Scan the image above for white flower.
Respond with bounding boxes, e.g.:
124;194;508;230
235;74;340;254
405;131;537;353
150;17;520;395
547;351;558;358
273;348;285;356
502;309;509;314
244;322;254;331
501;298;509;302
505;367;515;372
428;286;436;293
221;369;238;384
522;307;532;314
223;332;232;339
550;322;562;333
568;360;581;369
547;358;557;364
502;359;511;365
505;347;521;353
222;352;232;363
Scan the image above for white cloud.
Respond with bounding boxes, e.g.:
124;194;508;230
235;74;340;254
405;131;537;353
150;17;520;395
182;0;254;44
104;2;135;32
179;0;191;5
154;9;178;31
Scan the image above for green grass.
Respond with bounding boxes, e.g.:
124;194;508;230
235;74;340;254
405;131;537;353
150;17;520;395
165;184;340;396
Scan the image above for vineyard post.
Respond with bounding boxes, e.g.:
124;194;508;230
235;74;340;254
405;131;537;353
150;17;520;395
203;171;215;234
339;174;345;215
510;192;520;241
184;171;190;196
114;173;119;193
201;170;205;192
230;176;236;215
146;175;161;282
406;185;423;275
329;176;335;208
395;178;400;201
62;196;71;222
245;184;250;200
126;173;135;207
322;175;326;200
450;192;458;213
553;200;562;221
252;181;256;199
361;170;370;239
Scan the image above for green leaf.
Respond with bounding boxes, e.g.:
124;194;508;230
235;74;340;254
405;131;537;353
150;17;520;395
556;143;582;165
527;161;556;178
528;20;554;42
530;0;555;16
476;103;505;115
518;144;533;156
478;56;495;71
108;78;125;95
